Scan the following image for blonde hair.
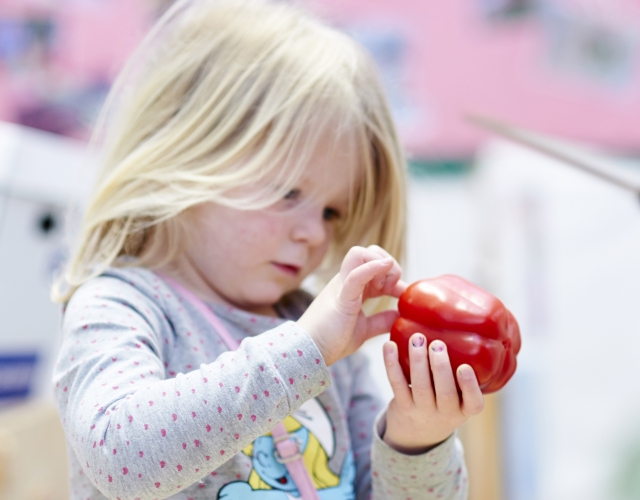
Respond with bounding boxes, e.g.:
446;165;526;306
53;0;407;303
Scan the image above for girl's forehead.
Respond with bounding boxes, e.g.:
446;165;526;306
299;131;363;199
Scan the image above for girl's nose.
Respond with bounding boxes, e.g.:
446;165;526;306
290;207;327;246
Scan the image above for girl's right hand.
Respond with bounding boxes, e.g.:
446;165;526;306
297;245;406;366
382;335;484;454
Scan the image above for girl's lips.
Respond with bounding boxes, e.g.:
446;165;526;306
272;262;301;276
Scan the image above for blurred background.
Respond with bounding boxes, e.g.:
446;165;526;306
0;0;639;499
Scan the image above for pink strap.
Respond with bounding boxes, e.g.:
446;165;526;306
159;274;320;500
161;275;241;351
272;423;320;499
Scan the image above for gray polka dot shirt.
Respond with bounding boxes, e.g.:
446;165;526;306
54;267;467;499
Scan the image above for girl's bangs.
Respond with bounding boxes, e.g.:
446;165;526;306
219;91;365;211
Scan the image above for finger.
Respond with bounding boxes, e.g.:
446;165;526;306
340;258;394;307
408;333;436;410
380;262;402;297
457;364;484;417
366;246;402;296
340;247;394;293
342;245;397;293
340;246;382;277
362;310;399;339
428;340;459;413
383;341;413;409
389;279;409;298
366;244;388;254
362;265;402;301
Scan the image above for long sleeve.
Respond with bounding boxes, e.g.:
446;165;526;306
53;276;330;500
371;415;467;499
343;350;468;500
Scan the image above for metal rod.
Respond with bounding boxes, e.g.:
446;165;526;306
466;114;640;195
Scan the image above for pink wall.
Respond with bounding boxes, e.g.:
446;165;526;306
1;0;639;156
0;0;150;138
0;0;149;80
54;1;151;81
316;0;640;157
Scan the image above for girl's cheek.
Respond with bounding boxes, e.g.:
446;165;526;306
309;241;331;269
253;216;282;239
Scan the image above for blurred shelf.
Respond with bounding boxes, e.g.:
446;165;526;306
0;400;68;500
459;393;503;500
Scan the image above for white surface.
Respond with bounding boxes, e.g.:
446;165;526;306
0;123;96;400
0;121;95;206
473;139;640;500
362;139;640;499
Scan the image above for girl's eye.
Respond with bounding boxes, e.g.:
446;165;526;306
323;207;341;222
283;189;301;200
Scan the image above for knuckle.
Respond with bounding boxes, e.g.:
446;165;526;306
409;346;423;358
463;399;484;416
355;247;370;260
344;246;366;265
389;378;405;391
472;399;485;414
390;379;404;391
413;383;432;397
409;353;426;367
463;406;478;417
430;357;450;371
342;270;357;285
439;390;459;404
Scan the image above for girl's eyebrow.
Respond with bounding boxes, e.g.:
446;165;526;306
283;188;301;199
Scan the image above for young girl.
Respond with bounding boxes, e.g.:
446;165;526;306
53;1;484;498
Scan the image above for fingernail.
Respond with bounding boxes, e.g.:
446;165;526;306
458;365;472;378
430;341;445;353
411;335;425;348
383;342;396;356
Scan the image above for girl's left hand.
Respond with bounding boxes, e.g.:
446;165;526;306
298;245;407;367
382;334;485;454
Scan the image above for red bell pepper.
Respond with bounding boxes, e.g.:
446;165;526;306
390;275;521;394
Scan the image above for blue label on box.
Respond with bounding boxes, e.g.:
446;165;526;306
0;353;38;399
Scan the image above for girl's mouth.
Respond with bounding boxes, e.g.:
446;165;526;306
272;262;301;276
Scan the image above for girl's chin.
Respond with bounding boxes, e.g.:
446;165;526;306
237;289;294;315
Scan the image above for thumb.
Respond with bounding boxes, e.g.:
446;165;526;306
359;309;399;343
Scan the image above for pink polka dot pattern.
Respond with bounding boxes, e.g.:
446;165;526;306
54;268;468;499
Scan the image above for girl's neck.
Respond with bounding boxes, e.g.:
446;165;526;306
155;257;277;317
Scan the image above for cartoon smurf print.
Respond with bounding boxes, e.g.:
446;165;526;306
218;399;356;499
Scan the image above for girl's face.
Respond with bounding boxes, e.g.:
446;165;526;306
173;136;359;316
